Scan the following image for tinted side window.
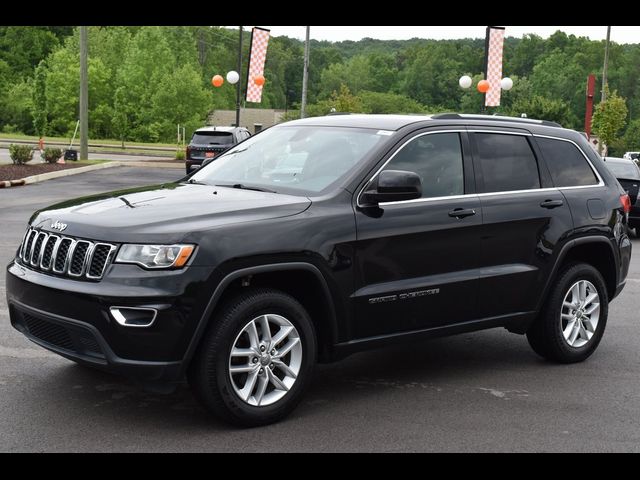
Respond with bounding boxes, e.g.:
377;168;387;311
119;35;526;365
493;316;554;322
474;133;540;193
536;137;598;187
382;132;464;199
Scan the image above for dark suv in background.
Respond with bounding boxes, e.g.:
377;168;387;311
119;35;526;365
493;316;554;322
6;113;631;426
603;156;640;231
185;126;251;174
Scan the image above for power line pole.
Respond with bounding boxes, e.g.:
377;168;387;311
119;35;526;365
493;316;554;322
235;26;243;128
300;26;310;118
79;26;89;161
601;25;611;103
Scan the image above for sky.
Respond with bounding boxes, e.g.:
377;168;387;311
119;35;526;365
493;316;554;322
247;26;638;44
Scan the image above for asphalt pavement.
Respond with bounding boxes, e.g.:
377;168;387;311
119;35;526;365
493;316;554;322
1;168;640;452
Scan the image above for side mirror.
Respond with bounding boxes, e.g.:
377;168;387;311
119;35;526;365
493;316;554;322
361;170;422;205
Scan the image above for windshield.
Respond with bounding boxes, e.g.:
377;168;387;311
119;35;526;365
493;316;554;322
606;161;640;179
191;131;234;145
189;125;388;195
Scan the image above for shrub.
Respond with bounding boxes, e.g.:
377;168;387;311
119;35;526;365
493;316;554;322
1;124;19;134
42;147;63;163
8;144;34;165
175;148;186;161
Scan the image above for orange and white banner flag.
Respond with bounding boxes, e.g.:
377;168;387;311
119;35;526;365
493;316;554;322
485;26;505;107
246;27;270;103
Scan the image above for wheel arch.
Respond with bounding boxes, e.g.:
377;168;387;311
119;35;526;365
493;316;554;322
516;236;619;335
180;262;339;374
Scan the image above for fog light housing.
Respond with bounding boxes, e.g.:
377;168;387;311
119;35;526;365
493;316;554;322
110;307;157;328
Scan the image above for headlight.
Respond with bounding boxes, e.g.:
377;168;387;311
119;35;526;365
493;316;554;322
115;244;195;269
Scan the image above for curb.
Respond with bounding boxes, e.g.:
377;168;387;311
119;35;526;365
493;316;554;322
1;161;183;188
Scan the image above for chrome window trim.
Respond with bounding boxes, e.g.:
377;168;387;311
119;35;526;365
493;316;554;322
380;193;472;207
477;187;560;197
358;129;606;209
467;129;532;136
532;133;605;188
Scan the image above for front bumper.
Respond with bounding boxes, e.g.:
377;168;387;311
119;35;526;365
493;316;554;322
6;260;217;385
10;301;182;384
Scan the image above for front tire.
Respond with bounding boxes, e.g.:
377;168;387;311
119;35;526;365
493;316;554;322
527;262;608;363
188;288;317;427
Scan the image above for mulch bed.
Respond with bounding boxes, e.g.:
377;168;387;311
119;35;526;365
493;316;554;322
0;162;84;182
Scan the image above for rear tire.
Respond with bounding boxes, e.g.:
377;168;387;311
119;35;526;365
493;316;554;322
188;288;317;427
527;262;608;363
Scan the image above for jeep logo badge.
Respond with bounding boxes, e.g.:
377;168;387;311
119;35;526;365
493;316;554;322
50;220;67;232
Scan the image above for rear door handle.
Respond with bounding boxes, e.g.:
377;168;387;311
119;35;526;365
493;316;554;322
540;199;564;209
448;208;476;219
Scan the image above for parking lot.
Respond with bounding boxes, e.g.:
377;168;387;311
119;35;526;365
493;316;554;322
1;167;640;452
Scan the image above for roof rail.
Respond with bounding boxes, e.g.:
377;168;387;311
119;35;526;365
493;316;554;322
431;113;562;128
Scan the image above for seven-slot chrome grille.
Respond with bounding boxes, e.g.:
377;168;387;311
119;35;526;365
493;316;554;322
18;228;117;281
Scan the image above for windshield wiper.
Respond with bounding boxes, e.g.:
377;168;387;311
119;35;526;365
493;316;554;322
215;183;277;193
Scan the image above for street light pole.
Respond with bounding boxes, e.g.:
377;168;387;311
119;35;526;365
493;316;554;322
602;25;611;103
79;26;89;161
235;26;243;127
300;26;310;119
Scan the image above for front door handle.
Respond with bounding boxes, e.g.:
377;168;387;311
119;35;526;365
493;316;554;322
448;208;476;219
540;199;564;209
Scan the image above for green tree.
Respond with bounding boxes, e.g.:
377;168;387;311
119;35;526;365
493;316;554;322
306;84;363;117
112;26;177;141
0;27;63;77
592;87;628;155
623;119;640;151
150;64;210;141
359;91;425;114
506;95;575;126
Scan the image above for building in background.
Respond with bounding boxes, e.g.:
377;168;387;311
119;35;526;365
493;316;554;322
207;108;286;134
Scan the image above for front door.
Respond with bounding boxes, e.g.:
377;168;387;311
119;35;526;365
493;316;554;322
353;130;482;339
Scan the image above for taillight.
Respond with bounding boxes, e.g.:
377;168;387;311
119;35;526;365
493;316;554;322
620;193;631;214
185;146;191;159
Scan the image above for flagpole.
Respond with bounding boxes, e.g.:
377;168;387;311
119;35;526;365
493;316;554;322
236;26;243;127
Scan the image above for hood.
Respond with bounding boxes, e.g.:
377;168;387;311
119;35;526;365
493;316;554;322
30;182;311;243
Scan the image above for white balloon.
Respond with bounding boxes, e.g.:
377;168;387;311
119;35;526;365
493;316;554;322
459;75;472;89
226;71;240;85
501;77;513;91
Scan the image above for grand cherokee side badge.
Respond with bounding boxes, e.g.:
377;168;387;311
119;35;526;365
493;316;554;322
50;220;67;232
368;288;440;304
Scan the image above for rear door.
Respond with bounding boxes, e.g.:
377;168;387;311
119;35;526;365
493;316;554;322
470;129;573;319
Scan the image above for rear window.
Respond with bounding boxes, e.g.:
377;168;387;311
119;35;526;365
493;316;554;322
536;137;598;187
191;131;235;145
606;161;640;179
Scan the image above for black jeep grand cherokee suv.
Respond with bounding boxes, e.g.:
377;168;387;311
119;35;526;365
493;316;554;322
6;114;632;426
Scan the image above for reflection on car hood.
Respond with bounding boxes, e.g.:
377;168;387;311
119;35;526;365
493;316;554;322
30;182;311;243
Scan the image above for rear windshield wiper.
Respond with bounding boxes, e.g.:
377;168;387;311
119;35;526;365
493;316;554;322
215;183;277;193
